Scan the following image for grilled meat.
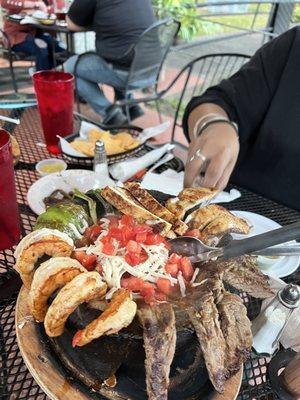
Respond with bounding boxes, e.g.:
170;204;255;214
186;284;227;393
138;303;176;400
124;182;188;235
165;187;219;220
217;292;252;376
196;256;274;299
186;205;250;241
101;186;172;236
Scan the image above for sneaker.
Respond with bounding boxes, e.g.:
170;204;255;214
123;104;144;121
102;105;128;127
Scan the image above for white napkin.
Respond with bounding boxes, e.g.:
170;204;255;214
109;144;175;182
20;16;37;24
142;168;241;201
142;170;184;196
59;121;170;158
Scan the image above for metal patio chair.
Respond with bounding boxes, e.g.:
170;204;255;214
74;18;180;123
117;53;251;149
0;29;35;93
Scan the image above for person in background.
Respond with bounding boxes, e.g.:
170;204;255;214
1;0;65;71
183;27;300;211
64;0;156;126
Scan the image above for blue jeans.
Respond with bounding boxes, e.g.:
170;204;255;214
64;54;130;116
12;33;65;71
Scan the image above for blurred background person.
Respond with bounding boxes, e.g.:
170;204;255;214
64;0;156;126
183;27;300;211
1;0;65;71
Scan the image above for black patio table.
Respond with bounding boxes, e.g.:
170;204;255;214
0;106;299;400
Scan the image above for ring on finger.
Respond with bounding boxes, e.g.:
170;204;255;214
189;149;206;163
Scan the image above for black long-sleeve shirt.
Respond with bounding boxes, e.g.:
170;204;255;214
183;27;300;211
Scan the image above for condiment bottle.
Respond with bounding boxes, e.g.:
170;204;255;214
252;284;300;356
93;140;109;178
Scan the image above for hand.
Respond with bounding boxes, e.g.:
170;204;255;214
184;123;240;189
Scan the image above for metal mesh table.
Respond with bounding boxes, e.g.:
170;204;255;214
0;106;299;400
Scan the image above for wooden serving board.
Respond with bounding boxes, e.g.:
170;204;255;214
16;286;243;400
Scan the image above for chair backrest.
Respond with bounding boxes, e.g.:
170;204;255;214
0;29;11;51
125;19;180;91
170;53;251;143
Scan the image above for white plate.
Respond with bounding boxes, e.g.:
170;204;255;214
27;169;114;215
232;211;300;278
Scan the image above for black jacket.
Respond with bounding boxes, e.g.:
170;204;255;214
183;27;300;211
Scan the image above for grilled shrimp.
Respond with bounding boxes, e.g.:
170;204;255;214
72;289;137;347
14;228;74;288
44;272;107;337
29;257;86;322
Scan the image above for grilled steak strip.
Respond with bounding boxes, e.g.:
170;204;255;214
185;279;228;393
196;256;274;299
217;292;252;376
137;303;176;400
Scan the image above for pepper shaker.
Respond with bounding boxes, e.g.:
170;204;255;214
93;140;109;178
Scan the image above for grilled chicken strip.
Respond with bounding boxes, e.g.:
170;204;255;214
101;186;172;236
165;187;219;220
138;303;176;400
124;182;188;235
185;278;227;393
217;292;252;376
196;256;274;299
186;204;250;236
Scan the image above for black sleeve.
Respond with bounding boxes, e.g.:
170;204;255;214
67;0;96;27
182;27;298;143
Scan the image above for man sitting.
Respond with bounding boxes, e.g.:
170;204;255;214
65;0;156;126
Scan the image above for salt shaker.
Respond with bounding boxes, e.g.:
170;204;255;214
93;140;109;178
252;284;300;356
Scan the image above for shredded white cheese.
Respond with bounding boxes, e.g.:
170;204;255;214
191;267;200;284
177;271;186;297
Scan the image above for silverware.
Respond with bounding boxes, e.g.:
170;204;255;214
0;115;20;124
148;152;174;173
170;221;300;263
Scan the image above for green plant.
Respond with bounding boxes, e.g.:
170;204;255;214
152;0;202;41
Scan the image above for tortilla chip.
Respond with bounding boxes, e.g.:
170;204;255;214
88;128;109;142
70;140;95;157
104;138;123;155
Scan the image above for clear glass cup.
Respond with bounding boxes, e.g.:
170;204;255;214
0;129;20;250
33;71;74;154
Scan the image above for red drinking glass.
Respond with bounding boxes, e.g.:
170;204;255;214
33;71;74;154
0;130;20;250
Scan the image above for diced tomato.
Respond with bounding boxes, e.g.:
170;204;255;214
140;281;155;298
122;225;135;242
126;240;142;254
101;234;111;245
139;249;148;263
144;233;163;245
185;229;201;238
133;224;152;235
156;278;172;294
155;291;167;302
121;276;144;291
74;251;97;270
102;242;115;255
179;257;194;281
120;214;135;227
143;294;156;305
89;224;102;241
135;232;148;243
95;262;103;274
165;262;179;277
108;226;123;242
169;253;182;264
125;252;140;266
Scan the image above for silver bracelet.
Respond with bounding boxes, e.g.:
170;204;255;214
196;117;239;138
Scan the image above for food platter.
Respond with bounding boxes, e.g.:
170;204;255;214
14;184;275;400
16;286;243;400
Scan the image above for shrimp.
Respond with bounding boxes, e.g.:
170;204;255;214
14;228;74;288
44;271;107;337
29;257;86;322
72;288;137;347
